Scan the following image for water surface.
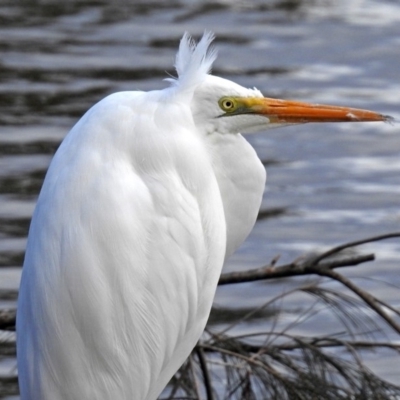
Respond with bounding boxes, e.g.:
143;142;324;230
0;0;399;396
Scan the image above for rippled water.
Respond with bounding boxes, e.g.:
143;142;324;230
1;0;400;396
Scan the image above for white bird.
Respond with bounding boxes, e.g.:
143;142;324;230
16;32;389;400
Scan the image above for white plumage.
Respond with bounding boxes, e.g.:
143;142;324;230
17;32;388;400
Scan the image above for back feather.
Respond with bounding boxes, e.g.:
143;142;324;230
167;32;217;92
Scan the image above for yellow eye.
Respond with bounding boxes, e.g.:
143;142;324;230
218;97;238;113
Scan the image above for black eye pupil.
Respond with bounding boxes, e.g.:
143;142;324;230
225;101;232;108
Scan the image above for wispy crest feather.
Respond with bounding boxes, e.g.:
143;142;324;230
168;32;217;91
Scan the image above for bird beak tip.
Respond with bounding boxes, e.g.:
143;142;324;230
383;114;396;124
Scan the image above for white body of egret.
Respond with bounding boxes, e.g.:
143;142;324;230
16;32;389;400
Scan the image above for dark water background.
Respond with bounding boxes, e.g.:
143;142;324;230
0;0;400;397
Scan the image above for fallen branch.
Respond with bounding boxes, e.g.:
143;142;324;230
308;232;400;266
219;232;400;286
218;253;374;285
218;233;400;337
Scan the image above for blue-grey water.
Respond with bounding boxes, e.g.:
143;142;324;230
1;0;400;396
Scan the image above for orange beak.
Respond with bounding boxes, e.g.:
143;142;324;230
239;97;391;124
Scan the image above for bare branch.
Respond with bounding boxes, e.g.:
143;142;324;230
309;232;400;266
219;254;374;285
219;232;400;286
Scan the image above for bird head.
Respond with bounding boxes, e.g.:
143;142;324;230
169;32;391;135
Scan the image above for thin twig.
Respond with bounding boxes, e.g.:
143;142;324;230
215;336;400;352
314;267;400;334
195;347;214;400
189;355;201;400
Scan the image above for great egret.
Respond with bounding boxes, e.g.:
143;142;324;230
16;32;390;400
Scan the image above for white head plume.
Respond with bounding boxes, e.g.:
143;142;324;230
167;32;217;93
